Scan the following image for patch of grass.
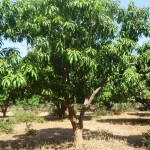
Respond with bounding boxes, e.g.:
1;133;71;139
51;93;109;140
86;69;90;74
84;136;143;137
142;130;150;150
14;110;43;132
14;110;43;123
114;103;136;113
0;119;14;134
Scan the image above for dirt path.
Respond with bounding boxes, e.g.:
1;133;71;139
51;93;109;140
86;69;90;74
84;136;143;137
0;111;149;150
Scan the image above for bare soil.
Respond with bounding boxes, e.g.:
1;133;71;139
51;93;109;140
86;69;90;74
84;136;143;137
0;111;150;150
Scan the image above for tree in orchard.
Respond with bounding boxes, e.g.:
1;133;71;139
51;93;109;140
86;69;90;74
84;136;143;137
134;42;150;109
0;44;39;117
0;1;38;117
1;0;150;146
96;2;150;110
116;2;150;109
0;44;25;117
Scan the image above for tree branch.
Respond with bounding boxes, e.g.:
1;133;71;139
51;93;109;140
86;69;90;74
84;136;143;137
78;86;102;126
85;87;101;108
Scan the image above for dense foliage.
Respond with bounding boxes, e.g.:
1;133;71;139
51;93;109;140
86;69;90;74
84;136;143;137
0;0;149;146
0;45;23;116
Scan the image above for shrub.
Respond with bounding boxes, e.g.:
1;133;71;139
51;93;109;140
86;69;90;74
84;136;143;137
14;110;43;132
112;102;135;114
14;110;43;123
0;119;14;134
142;130;150;149
95;107;110;116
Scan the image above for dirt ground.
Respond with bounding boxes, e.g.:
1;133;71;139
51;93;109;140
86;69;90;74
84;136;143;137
0;111;150;150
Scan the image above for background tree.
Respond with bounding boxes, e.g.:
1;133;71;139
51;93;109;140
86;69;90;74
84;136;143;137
135;42;150;109
95;1;150;110
0;0;39;116
0;45;25;117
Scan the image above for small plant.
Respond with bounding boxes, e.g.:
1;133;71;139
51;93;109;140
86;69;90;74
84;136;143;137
26;128;37;137
0;119;14;134
14;110;43;123
142;130;150;150
24;122;37;137
14;110;43;132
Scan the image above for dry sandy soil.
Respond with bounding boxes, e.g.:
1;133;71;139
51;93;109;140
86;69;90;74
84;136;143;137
0;111;150;150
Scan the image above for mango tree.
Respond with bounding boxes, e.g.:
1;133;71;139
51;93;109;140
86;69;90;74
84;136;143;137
1;0;150;147
0;1;38;117
116;2;150;109
95;1;150;110
135;42;150;109
0;45;25;117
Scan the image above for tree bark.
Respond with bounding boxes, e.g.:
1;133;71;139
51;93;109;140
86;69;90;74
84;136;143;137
60;103;67;119
55;102;67;119
68;106;83;148
1;102;8;117
72;122;83;147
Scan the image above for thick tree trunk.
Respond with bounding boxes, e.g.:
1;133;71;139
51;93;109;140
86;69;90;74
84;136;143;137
68;87;102;147
72;122;83;147
135;98;150;110
60;103;67;119
68;107;83;148
2;108;7;117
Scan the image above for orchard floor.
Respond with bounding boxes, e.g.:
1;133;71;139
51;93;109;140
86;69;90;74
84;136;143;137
0;111;150;150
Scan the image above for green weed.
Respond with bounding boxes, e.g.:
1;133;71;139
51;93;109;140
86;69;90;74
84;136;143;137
0;119;14;134
142;130;150;150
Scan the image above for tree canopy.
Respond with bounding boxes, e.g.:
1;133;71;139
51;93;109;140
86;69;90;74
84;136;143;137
0;0;149;146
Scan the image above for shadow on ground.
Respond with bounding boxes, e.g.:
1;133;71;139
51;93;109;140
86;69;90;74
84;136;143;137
0;128;75;149
115;134;144;148
128;112;150;117
0;116;10;119
42;115;93;122
83;130;144;148
97;118;150;125
0;127;146;149
0;127;93;149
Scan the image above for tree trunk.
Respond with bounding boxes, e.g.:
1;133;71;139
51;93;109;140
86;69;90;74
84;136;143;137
60;103;67;119
1;103;8;117
72;122;83;147
2;108;7;117
55;102;67;119
68;107;83;148
68;87;102;147
135;98;150;110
